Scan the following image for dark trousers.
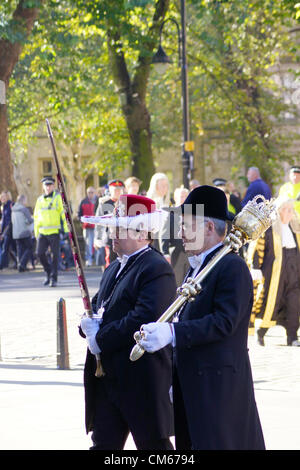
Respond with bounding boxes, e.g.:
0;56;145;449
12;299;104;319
0;231;16;268
90;377;173;451
37;233;60;281
16;237;32;269
173;369;192;450
258;247;300;344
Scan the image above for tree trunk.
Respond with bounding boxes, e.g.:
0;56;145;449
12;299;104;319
123;95;155;189
106;0;169;190
0;1;41;198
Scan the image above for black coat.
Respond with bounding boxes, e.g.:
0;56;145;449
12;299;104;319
173;247;265;450
83;246;177;439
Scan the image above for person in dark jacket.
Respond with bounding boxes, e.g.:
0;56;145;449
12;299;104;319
80;194;177;450
0;190;16;269
11;194;33;272
78;187;96;266
242;167;272;207
160;187;189;286
93;179;125;268
140;185;265;450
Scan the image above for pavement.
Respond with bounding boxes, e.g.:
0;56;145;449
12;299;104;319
0;265;300;451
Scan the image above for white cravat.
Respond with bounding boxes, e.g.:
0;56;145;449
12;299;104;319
281;224;296;249
116;245;149;276
170;241;224;346
188;242;223;277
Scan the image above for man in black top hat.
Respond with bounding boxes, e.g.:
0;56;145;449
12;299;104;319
140;185;265;450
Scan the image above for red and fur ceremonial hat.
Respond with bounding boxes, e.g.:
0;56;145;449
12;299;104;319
81;194;165;233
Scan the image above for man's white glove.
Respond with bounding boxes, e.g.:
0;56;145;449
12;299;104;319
80;315;102;355
139;322;173;353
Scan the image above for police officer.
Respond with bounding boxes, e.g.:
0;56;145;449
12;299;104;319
278;165;300;218
33;177;68;286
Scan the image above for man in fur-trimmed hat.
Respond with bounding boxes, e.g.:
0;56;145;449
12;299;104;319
80;194;177;450
140;185;265;450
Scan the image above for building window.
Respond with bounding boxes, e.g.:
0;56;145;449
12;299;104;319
42;160;53;176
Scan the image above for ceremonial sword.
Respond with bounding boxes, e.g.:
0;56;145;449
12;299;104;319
45;118;104;377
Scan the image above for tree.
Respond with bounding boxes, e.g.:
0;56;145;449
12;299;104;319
0;0;42;196
76;0;171;189
148;0;300;187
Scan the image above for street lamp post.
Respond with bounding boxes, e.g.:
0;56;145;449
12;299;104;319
152;0;194;189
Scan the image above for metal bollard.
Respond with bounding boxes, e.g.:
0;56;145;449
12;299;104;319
56;298;70;370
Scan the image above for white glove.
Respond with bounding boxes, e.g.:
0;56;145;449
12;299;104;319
80;315;102;355
250;269;263;281
139;322;173;353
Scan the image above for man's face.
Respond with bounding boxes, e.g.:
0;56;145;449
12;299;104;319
289;171;300;185
247;169;255;182
110;227;141;257
181;214;205;255
126;182;140;195
109;186;124;201
43;183;54;195
87;189;95;200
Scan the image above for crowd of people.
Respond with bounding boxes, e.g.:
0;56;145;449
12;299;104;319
1;164;300;450
1;166;299;343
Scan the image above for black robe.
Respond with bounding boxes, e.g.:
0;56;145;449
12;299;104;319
83;246;177;441
247;222;300;332
173;247;265;450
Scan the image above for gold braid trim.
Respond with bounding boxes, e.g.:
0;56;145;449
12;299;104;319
260;225;281;328
248;235;265;335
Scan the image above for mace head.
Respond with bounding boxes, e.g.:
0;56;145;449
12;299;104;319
232;195;277;242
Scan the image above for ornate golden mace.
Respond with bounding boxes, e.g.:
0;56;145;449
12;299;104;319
130;195;277;362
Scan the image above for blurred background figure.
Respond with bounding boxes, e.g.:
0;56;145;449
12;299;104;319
94;179;125;268
247;198;300;346
147;173;170;251
189;179;200;191
11;194;33;272
124;176;142;195
160;186;189;285
242;167;272;207
78;186;96;267
278;165;300;219
147;172;170;209
212;178;242;216
0;190;16;270
34;177;69;287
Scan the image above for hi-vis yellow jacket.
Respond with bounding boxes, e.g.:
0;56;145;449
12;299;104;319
33;191;68;238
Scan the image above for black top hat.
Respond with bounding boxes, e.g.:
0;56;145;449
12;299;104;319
290;166;300;173
108;179;125;187
41;176;55;184
167;185;234;221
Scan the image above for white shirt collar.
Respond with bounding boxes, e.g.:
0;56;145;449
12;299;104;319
281;223;296;249
188;242;223;271
117;245;150;271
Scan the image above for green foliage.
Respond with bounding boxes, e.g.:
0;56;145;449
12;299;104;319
4;0;300;189
149;0;300;186
7;1;131;179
